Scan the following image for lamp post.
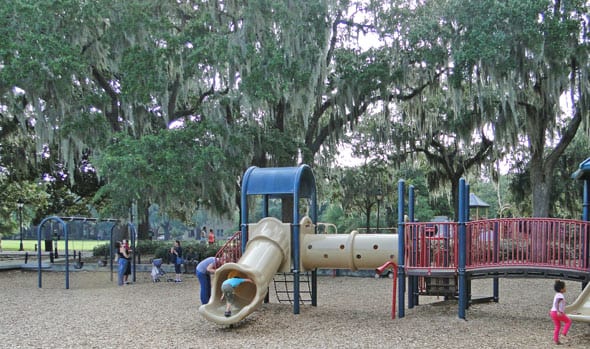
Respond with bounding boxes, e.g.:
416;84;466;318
17;198;24;251
376;188;383;233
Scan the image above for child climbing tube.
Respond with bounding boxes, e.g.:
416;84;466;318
221;276;253;317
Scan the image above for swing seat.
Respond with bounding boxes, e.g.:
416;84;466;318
74;261;84;269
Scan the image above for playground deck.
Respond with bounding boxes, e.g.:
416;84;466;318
404;217;590;283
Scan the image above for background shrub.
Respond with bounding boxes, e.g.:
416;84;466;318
93;240;221;263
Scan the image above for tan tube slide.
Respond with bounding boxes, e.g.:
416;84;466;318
199;217;291;325
199;216;398;325
566;283;590;323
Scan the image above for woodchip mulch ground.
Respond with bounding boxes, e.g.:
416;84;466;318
0;269;589;348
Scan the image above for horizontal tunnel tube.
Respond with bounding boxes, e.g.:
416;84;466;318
301;232;398;271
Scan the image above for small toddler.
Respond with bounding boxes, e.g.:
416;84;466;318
549;280;571;345
221;276;253;317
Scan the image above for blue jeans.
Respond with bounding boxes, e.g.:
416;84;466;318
197;271;211;304
118;258;128;286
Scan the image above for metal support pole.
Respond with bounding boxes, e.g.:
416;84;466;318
18;199;24;251
408;185;418;308
397;180;406;319
458;178;467;319
376;188;383;233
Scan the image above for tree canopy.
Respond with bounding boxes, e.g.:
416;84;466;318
1;0;589;236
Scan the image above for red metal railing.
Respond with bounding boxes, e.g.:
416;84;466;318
404;222;459;271
214;231;242;268
404;218;589;273
467;218;589;271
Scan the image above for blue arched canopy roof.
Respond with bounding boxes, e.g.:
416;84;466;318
242;165;316;198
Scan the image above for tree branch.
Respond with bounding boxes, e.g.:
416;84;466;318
91;66;121;132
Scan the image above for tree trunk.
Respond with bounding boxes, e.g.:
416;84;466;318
137;200;151;240
451;179;460;222
530;162;552;218
365;205;371;233
529;157;554;263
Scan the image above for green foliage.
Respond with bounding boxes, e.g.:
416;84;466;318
0;180;50;233
93;120;241;219
93;240;220;262
92;243;111;257
509;132;590;218
2;0;589;232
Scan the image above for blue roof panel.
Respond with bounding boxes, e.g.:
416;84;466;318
571;157;590;180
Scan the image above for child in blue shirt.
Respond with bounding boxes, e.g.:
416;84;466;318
221;276;253;317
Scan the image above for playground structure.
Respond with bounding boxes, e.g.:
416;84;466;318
401;179;590;320
199;160;590;325
199;166;397;324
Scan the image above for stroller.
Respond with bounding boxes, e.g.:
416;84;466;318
151;258;166;282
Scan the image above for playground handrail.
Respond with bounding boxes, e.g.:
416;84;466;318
215;231;242;267
404;218;589;274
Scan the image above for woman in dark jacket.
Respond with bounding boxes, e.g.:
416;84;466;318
170;240;183;282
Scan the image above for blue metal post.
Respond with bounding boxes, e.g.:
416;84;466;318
465;184;470;222
37;216;68;289
293;191;301;315
129;223;137;282
584;181;589;288
493;221;499;302
464;184;471;308
584;180;589;221
37;221;43;288
311;184;318;307
240;169;252;253
64;220;69;289
263;195;269;217
397;180;405;319
109;222;117;282
458;179;466;319
408;185;416;308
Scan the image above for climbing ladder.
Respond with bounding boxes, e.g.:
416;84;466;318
272;272;313;305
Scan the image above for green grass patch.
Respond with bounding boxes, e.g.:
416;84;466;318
1;240;105;252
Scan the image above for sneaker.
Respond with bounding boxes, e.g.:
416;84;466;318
224;311;231;317
175;279;182;283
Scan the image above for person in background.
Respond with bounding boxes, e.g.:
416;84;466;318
122;239;132;284
116;241;130;286
549;280;571;345
208;228;215;245
170;240;183;282
221;275;253;317
196;256;219;304
201;226;207;241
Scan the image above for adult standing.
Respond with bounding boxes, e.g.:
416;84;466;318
196;256;219;304
116;241;130;286
201;226;207;241
170;240;183;282
122;239;132;284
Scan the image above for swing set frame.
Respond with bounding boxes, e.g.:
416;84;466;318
36;216;120;289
